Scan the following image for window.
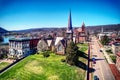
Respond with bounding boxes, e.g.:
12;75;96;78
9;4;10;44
58;44;62;51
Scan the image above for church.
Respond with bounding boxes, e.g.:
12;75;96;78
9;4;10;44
75;22;87;43
37;11;88;55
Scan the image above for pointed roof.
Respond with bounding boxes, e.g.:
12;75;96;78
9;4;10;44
81;22;85;31
82;22;85;28
67;10;72;32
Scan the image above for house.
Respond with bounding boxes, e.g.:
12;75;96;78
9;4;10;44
37;38;54;52
75;22;87;43
9;38;31;58
112;42;120;54
116;52;120;72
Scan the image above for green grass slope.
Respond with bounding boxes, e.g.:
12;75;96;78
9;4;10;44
0;62;10;70
0;43;88;80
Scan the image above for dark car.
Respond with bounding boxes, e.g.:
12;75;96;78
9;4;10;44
92;58;96;64
94;75;99;80
100;50;102;52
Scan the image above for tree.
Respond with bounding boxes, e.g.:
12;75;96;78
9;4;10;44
66;41;79;65
41;50;50;57
101;35;109;45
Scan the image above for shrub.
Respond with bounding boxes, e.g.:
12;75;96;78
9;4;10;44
42;51;50;57
110;55;116;63
61;58;66;62
106;49;113;54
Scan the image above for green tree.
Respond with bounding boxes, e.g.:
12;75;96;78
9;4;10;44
42;50;50;57
101;35;109;45
66;41;79;65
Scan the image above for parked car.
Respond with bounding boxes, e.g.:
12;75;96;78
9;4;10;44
100;50;102;52
94;75;99;80
92;58;96;64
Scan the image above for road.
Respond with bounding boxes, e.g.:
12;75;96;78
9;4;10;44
90;36;115;80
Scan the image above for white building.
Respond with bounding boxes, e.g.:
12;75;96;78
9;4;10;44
97;32;113;40
112;42;120;54
9;38;31;58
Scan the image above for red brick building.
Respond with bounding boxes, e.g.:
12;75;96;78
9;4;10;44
116;52;120;72
75;22;87;43
30;38;40;53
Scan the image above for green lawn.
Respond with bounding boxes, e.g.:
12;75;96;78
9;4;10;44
0;62;10;70
77;43;88;52
0;43;88;80
0;54;84;80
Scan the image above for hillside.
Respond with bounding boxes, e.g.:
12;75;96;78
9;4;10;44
86;24;120;32
11;24;120;33
0;53;86;80
0;27;8;33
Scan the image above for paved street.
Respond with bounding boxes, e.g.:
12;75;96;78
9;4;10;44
90;36;115;80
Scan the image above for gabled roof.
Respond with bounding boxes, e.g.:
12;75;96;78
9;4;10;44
60;39;66;47
47;40;53;46
55;37;64;45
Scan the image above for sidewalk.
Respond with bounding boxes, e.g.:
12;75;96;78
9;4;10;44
97;41;114;64
97;40;120;80
109;64;120;80
101;48;114;64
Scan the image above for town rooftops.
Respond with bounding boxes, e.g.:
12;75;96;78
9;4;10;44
113;42;120;46
55;37;64;45
117;52;120;57
9;37;31;41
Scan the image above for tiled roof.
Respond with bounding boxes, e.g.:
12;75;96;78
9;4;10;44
47;40;52;47
9;37;31;41
117;52;120;57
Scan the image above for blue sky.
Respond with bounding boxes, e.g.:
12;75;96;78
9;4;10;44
0;0;120;30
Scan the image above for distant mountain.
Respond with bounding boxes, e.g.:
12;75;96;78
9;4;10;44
86;24;120;33
0;27;8;33
11;24;120;33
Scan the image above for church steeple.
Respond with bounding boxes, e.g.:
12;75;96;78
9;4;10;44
66;10;73;42
67;10;73;33
82;22;85;31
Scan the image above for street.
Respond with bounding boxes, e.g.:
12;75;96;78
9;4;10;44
90;36;115;80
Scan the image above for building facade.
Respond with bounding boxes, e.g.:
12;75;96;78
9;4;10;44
112;42;120;54
75;22;87;43
116;52;120;72
9;38;30;58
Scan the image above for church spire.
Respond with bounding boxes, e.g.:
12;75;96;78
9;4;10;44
67;10;72;32
82;22;85;31
66;10;73;42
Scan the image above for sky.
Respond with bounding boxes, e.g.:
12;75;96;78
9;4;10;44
0;0;120;30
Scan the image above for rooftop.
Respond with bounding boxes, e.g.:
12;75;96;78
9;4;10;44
9;37;31;41
117;52;120;57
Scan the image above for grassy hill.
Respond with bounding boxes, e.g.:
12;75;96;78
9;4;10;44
0;44;88;80
0;62;10;70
